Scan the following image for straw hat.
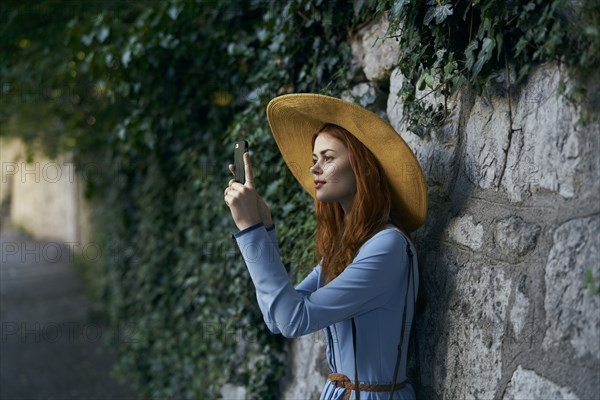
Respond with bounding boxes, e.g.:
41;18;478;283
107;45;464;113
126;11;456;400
266;93;427;232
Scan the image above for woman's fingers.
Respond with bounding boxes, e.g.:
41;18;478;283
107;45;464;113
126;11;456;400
243;152;255;188
224;153;262;230
224;181;249;202
228;153;253;186
224;172;261;229
224;178;236;196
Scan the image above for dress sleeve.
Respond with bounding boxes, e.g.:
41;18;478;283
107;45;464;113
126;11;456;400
233;222;323;334
265;224;279;253
232;222;408;338
256;264;322;334
233;221;279;251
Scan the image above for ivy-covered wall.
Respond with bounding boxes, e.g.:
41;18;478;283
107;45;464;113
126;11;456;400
1;0;598;399
2;1;380;398
283;16;600;399
73;2;375;398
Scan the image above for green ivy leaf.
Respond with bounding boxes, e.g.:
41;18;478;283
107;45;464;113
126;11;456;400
424;3;454;25
444;59;457;76
417;72;427;91
515;36;528;57
465;39;479;70
495;31;503;61
391;0;409;18
472;37;495;79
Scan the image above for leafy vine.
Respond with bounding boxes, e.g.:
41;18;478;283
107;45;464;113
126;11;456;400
1;0;598;398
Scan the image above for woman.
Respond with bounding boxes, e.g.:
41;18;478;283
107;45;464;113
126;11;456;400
224;94;427;400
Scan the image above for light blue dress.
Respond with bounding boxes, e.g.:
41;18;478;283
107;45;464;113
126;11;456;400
232;221;418;400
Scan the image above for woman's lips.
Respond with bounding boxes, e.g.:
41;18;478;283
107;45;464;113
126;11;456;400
314;181;326;189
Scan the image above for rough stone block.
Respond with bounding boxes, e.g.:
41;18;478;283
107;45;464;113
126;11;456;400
507;64;584;201
462;64;597;203
441;265;512;399
351;14;401;82
543;215;600;360
387;67;406;133
493;216;541;259
464;95;512;190
509;287;530;342
502;366;580;400
282;330;328;400
387;67;461;196
447;214;485;250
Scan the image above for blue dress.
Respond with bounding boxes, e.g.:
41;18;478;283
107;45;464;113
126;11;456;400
232;222;418;400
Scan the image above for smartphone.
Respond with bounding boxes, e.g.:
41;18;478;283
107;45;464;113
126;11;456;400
233;140;248;184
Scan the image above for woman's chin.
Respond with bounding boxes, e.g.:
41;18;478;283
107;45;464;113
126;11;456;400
316;193;332;203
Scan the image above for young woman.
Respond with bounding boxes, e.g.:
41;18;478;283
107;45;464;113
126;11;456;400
224;94;427;400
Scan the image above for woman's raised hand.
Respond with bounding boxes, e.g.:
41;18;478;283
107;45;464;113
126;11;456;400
225;152;273;231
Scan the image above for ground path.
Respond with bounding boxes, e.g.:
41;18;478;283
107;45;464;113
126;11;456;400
1;229;137;400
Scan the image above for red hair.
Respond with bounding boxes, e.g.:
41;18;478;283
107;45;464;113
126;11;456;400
311;123;409;284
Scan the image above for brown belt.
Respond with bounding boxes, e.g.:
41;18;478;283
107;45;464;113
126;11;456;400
328;372;406;400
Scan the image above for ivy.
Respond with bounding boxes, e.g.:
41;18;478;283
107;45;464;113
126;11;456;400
383;0;600;134
583;268;600;296
1;0;378;398
1;0;598;398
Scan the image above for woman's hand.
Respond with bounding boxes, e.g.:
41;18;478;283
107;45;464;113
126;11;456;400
225;152;273;231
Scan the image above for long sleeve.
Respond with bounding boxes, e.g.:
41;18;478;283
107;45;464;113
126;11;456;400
233;222;322;334
232;222;408;338
256;264;322;334
265;224;280;253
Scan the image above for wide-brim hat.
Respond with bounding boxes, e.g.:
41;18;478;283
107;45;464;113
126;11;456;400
266;93;427;232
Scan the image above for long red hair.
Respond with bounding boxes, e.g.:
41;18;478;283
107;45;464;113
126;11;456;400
311;123;410;284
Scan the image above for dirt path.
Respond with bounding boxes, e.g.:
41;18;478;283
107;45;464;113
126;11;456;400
1;229;137;400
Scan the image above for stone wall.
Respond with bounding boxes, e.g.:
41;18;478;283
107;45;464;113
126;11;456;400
0;136;93;246
278;14;599;400
0;137;24;214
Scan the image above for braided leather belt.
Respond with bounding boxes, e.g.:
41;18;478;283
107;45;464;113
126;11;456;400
329;373;406;400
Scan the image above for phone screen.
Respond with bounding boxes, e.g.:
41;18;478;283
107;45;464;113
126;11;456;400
234;140;248;184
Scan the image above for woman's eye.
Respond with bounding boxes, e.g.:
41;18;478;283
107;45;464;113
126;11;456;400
325;156;333;161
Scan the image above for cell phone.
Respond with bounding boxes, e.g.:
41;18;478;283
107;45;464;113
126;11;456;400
233;140;248;184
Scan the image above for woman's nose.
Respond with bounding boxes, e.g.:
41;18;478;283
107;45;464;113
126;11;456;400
310;161;321;174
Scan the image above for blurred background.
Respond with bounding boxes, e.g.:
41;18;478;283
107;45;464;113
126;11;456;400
1;0;599;399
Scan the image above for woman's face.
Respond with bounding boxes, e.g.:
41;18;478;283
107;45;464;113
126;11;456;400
310;132;357;213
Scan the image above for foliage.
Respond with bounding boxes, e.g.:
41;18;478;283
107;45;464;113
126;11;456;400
583;268;600;296
75;1;371;398
2;0;598;398
0;0;147;158
381;0;600;134
1;0;380;398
